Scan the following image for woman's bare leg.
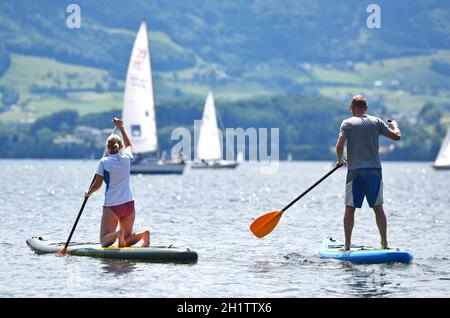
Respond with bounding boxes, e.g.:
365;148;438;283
100;207;119;247
118;210;135;246
119;210;150;247
124;231;150;247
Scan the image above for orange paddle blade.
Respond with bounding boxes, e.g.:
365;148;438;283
58;247;68;255
250;210;284;238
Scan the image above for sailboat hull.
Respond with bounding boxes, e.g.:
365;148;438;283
191;161;238;169
432;164;450;170
131;162;186;175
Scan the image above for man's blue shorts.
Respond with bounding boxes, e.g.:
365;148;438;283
345;168;383;208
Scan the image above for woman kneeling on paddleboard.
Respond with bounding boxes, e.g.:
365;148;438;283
85;118;150;248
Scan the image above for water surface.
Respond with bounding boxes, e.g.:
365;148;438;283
1;161;449;297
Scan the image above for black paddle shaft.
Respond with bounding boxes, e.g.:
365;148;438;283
62;178;95;250
281;164;343;212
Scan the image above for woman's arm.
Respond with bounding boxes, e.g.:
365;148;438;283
113;118;132;152
85;174;104;198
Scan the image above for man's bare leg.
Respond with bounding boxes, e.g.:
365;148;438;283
373;205;388;249
344;205;356;250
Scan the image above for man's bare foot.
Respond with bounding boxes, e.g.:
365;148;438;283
118;230;126;248
381;241;389;249
142;230;150;247
342;242;351;251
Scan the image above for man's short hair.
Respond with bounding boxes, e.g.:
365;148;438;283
351;95;367;109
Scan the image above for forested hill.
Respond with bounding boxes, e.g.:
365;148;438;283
0;97;445;161
0;1;448;160
0;0;449;77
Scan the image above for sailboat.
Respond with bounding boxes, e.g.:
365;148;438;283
122;20;185;175
191;91;238;169
433;127;450;170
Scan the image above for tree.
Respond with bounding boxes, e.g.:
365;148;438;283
0;44;10;77
418;102;442;126
94;82;104;93
31;110;79;133
0;86;20;108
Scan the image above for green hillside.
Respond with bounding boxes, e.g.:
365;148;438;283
0;1;449;118
0;54;121;122
1;49;450;123
0;54;109;95
2;1;449;72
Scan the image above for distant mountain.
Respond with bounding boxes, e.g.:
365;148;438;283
0;0;449;79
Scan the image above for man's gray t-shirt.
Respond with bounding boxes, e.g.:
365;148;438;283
340;115;390;170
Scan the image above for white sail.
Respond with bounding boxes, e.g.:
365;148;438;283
434;127;450;167
197;92;222;161
122;21;158;154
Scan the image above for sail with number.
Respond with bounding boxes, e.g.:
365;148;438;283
434;127;450;168
122;21;158;154
196;92;222;161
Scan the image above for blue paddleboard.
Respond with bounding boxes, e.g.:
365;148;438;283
317;236;413;264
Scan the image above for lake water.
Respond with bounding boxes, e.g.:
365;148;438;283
0;160;449;298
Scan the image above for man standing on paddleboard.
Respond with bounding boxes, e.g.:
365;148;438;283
336;95;401;251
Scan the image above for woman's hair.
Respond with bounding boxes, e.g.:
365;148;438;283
106;134;123;154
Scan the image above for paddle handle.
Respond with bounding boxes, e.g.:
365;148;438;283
281;164;343;212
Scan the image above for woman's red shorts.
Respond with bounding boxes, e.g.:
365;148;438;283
107;200;134;219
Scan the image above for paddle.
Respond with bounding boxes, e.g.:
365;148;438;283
59;127;117;255
250;164;343;238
